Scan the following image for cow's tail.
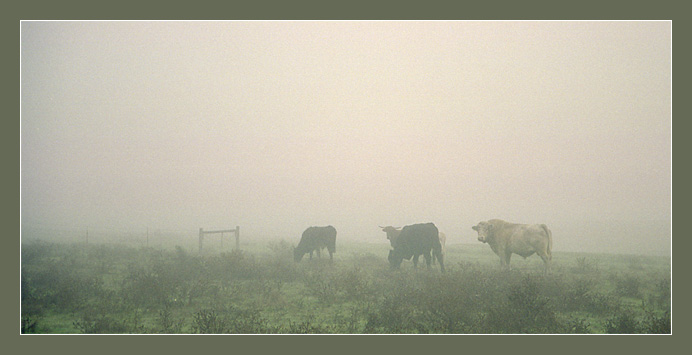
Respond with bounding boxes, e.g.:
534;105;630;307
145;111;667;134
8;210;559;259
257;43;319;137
541;224;553;261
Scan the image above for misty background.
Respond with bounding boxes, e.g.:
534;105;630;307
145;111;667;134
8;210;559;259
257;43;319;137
20;21;671;256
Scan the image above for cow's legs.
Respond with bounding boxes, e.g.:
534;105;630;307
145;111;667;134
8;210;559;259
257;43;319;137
424;252;432;269
538;252;551;274
309;251;314;260
412;255;420;268
504;252;513;271
328;250;333;263
316;249;321;258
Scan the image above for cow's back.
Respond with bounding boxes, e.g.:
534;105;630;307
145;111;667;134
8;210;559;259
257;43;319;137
491;220;551;258
397;223;439;254
300;226;336;252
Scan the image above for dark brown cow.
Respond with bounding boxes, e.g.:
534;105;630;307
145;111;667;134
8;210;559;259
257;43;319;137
381;225;446;265
387;223;445;272
294;226;337;262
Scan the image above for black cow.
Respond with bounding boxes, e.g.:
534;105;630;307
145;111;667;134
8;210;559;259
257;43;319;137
388;223;444;272
294;226;337;262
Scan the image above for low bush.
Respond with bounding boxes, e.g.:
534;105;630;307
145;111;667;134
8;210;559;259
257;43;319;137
191;306;270;334
22;261;105;313
278;315;337;334
21;315;40;334
482;275;563;333
604;311;642;334
574;257;600;274
564;316;591;334
643;309;671;334
301;269;339;304
73;312;142;334
611;273;642;298
155;306;186;333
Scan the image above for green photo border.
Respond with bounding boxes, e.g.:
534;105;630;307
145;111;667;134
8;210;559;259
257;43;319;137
7;0;682;353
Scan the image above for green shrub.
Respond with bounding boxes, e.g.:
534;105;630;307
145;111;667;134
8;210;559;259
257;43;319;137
279;315;337;334
191;309;228;334
21;315;40;334
334;267;377;303
73;313;131;334
557;276;620;315
363;291;419;333
120;265;176;308
302;269;339;304
643;309;670;334
574;257;599;274
22;261;105;312
413;272;485;333
612;273;642;298
604;311;642;334
648;276;671;310
564;317;591;334
483;275;563;333
155;306;186;333
191;306;270;334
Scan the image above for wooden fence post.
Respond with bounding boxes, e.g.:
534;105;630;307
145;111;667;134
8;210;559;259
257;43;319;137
235;226;240;250
199;228;204;252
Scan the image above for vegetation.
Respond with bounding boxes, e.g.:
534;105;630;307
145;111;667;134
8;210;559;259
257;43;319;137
20;239;671;334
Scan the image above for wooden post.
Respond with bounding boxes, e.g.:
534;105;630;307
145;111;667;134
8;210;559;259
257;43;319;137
199;228;204;252
235;226;240;250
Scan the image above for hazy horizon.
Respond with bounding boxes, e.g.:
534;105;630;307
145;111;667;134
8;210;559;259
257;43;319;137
21;21;671;256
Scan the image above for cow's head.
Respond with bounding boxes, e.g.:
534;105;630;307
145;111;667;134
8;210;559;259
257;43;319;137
472;222;493;243
388;249;403;269
380;226;401;247
293;247;304;262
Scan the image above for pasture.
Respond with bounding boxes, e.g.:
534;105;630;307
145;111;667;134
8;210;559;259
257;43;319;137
20;237;671;334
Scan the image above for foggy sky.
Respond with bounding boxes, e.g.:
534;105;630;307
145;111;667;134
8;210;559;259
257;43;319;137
20;21;671;255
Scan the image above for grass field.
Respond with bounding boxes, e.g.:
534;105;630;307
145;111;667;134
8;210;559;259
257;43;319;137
20;237;671;334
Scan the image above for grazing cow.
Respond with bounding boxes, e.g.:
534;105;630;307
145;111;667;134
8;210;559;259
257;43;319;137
472;219;552;274
294;226;337;262
381;225;446;259
387;223;445;272
379;225;402;247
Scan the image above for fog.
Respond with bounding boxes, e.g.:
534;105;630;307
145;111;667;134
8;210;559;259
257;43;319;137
20;21;671;256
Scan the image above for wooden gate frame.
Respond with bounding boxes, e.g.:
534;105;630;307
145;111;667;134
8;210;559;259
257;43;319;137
198;226;239;252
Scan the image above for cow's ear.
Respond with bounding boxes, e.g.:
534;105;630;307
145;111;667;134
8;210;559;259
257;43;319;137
472;225;478;231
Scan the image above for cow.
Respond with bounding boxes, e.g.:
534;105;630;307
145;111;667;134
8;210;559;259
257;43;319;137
472;219;552;274
381;225;446;266
294;226;337;263
387;223;445;272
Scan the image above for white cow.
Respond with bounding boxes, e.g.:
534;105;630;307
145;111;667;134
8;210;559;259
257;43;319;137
472;219;552;274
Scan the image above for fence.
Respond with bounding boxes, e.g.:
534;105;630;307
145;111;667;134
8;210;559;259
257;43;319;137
21;224;238;252
198;226;240;252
